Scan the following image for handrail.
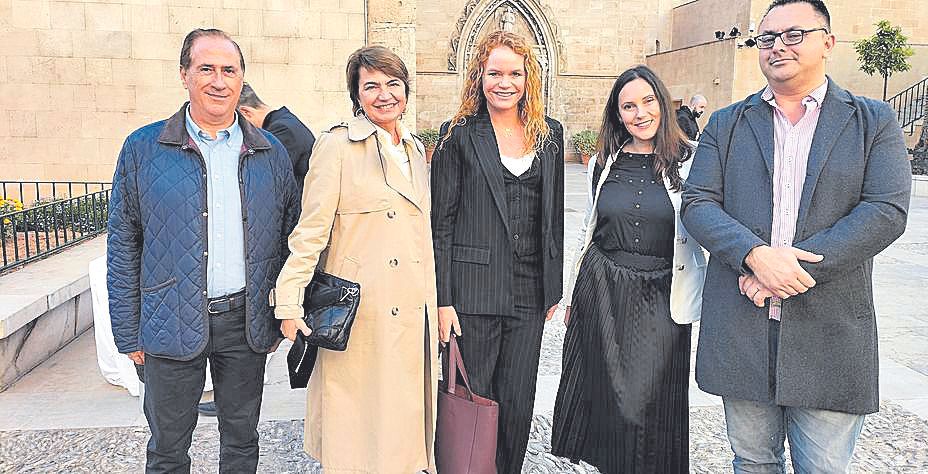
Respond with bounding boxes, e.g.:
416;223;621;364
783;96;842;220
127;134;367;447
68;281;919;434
0;181;110;205
887;77;928;135
0;189;110;274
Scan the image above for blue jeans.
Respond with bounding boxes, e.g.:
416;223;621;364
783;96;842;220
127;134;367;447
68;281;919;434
723;398;865;473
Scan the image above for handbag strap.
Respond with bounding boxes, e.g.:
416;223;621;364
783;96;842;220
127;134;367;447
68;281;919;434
444;334;475;401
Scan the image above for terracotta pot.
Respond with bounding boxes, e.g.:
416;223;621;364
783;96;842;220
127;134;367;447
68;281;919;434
581;153;591;166
426;147;435;164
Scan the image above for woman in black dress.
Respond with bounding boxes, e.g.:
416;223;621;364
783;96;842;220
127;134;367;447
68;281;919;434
551;65;707;473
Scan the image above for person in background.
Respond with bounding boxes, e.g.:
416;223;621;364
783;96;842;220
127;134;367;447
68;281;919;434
238;83;316;196
676;94;707;140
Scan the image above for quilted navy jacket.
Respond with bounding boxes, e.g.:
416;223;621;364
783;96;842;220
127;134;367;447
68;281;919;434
107;104;300;360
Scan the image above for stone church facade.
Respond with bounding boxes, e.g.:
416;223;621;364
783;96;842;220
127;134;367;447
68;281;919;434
0;0;924;180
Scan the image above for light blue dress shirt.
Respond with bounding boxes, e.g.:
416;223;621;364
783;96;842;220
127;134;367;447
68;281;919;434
185;107;247;297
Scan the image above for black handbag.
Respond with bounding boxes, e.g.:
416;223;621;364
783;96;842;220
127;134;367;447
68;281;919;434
286;271;361;389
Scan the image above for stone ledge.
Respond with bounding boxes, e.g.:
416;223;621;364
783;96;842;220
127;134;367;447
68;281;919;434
913;175;928;198
0;237;105;339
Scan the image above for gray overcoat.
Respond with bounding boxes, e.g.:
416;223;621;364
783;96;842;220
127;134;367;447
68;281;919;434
681;78;911;414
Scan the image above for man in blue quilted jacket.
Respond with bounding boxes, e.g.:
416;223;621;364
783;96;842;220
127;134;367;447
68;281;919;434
107;28;299;473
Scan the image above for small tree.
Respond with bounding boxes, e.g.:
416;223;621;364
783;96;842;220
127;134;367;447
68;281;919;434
854;20;914;100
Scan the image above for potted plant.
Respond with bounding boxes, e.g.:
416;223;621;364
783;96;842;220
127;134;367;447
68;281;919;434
571;130;598;165
418;127;441;163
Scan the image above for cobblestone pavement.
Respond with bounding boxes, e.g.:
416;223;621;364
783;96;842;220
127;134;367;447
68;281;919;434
2;400;927;473
1;165;926;473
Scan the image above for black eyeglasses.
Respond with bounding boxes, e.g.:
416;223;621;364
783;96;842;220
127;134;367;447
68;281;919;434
748;28;829;49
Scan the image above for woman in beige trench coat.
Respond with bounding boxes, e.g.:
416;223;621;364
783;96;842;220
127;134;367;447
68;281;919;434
271;46;439;474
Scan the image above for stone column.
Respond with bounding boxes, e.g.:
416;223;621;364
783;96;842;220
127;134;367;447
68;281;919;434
367;0;418;131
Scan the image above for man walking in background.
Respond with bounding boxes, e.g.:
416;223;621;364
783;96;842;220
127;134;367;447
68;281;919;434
676;94;708;140
238;83;316;196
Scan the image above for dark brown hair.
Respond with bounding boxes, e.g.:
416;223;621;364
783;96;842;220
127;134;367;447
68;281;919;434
238;83;265;108
345;45;410;116
764;0;831;29
179;28;245;72
597;65;689;191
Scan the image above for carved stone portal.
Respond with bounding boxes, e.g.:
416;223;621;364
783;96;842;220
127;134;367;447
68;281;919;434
448;0;560;106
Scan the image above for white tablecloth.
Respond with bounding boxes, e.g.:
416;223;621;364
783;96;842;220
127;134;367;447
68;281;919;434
89;256;214;396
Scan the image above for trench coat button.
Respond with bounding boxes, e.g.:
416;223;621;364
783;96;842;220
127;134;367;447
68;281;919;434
513;233;520;240
203;251;208;256
202;290;207;296
389;258;398;267
391;307;400;316
202;212;208;217
634;203;640;209
677;265;685;271
387;210;396;219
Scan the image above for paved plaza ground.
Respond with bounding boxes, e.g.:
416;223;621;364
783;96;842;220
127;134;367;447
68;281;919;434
1;163;927;473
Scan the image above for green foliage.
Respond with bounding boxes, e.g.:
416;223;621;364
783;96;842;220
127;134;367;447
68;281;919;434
0;198;25;238
854;20;914;99
417;128;441;149
571;130;599;156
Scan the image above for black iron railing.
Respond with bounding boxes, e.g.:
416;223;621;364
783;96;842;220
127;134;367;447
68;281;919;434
887;77;927;135
1;181;111;274
0;181;110;204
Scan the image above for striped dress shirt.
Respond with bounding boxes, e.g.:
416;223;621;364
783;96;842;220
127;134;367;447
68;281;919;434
762;80;828;320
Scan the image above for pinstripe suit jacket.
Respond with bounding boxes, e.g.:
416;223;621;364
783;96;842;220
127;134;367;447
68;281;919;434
431;112;565;316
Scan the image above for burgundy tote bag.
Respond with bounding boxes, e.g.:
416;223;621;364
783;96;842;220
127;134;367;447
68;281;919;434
435;334;499;474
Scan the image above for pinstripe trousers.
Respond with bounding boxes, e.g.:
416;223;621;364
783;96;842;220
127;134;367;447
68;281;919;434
449;310;546;474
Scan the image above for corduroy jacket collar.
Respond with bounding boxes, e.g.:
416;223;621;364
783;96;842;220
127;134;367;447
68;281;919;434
157;102;272;151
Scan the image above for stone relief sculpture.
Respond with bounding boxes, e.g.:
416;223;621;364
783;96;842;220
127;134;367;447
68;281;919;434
447;0;562;74
499;6;516;32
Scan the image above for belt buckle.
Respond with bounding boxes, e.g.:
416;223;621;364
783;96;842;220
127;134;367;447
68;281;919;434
207;297;228;314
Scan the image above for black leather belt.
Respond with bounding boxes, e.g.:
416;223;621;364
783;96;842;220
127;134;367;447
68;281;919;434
207;290;246;314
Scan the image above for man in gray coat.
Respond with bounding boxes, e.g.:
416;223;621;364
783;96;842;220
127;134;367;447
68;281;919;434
681;0;911;471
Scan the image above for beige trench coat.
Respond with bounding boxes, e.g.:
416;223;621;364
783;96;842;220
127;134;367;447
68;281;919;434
272;115;439;473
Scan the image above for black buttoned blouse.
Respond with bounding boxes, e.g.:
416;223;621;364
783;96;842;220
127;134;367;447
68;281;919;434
591;152;674;258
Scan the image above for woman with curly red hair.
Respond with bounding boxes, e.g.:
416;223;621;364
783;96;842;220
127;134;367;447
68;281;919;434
430;30;565;473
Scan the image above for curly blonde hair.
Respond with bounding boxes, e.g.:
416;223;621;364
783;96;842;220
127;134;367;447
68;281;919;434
441;31;549;153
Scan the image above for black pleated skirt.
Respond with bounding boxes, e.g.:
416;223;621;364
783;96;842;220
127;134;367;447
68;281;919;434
551;243;691;474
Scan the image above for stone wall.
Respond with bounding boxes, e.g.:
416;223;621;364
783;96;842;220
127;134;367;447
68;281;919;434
414;0;673;157
671;0;751;50
0;0;365;183
1;0;923;180
0;237;103;391
646;39;738;132
649;0;927;134
368;0;418;132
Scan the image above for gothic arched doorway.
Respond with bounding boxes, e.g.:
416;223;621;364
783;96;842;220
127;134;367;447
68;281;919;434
448;0;560;108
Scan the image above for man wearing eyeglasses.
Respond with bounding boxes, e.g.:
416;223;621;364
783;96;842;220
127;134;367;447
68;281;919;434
681;0;911;472
107;28;299;472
